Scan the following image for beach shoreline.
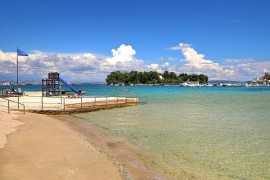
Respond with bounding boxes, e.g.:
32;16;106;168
53;114;165;180
0;112;123;180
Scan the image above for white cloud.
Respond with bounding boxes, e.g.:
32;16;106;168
0;50;27;63
163;62;170;67
169;43;236;79
146;64;162;73
101;44;143;73
263;68;269;73
168;43;192;50
246;62;270;74
161;62;176;72
224;58;256;64
105;44;136;65
0;44;144;82
159;57;176;61
1;43;270;82
168;42;270;80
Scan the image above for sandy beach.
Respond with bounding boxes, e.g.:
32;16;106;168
0;91;156;180
0;112;23;149
0;112;122;180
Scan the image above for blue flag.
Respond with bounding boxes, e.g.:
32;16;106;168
17;48;28;56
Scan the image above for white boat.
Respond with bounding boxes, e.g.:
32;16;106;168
224;83;241;87
180;81;201;87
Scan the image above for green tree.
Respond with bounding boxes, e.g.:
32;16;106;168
106;71;208;85
130;71;139;84
169;72;177;79
198;74;207;84
139;72;148;84
123;72;131;85
163;71;170;79
179;73;188;82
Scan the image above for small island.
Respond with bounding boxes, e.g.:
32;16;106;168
106;71;208;86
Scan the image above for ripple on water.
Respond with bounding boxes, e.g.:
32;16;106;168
75;86;270;179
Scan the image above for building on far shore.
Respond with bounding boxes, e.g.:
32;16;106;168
246;72;270;86
0;81;42;86
157;73;163;80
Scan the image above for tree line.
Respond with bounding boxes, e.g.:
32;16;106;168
106;71;208;85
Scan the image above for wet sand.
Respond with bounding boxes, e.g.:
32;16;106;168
54;115;165;180
0;112;122;180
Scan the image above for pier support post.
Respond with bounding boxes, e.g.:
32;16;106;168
94;97;96;110
63;98;65;110
41;96;43;110
17;96;19;109
8;100;10;114
81;97;82;109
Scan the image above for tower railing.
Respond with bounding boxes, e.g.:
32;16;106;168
0;97;25;114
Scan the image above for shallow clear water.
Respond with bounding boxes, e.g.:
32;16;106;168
74;86;270;179
7;85;270;179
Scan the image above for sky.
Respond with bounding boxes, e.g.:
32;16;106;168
0;0;270;82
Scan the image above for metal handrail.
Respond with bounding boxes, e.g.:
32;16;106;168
0;97;25;114
60;96;147;110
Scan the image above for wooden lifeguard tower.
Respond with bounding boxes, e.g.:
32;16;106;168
42;72;61;97
42;72;85;97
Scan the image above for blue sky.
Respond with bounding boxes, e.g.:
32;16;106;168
1;0;270;82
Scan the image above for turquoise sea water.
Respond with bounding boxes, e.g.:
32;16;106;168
6;85;270;179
